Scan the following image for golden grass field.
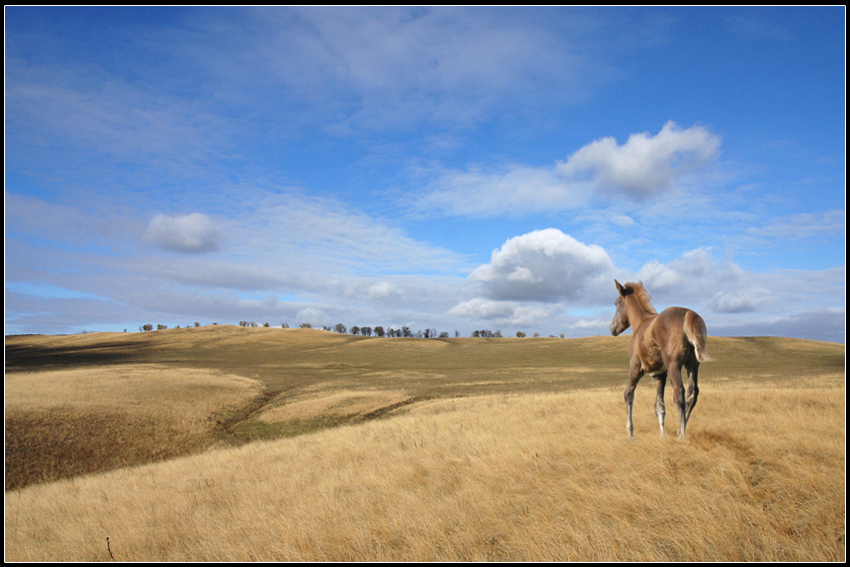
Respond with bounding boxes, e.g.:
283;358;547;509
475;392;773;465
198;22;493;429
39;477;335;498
4;326;845;561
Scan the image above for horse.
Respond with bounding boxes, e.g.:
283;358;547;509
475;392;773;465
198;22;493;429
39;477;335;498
609;280;713;439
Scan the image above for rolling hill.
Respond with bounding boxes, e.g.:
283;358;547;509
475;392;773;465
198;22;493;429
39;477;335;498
5;326;845;561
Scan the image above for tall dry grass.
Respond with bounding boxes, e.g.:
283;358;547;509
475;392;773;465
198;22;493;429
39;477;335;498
5;381;844;562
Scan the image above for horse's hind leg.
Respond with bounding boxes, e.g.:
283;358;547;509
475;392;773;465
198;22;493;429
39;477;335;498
685;361;700;422
668;364;687;439
654;372;667;438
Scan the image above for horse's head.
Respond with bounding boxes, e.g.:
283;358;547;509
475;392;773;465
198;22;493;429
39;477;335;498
609;279;632;336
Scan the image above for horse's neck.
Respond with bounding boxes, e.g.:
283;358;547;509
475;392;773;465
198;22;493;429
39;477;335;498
628;302;656;329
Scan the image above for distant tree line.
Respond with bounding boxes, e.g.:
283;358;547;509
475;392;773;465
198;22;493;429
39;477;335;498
325;324;458;338
138;323;171;331
138;320;567;339
472;329;502;338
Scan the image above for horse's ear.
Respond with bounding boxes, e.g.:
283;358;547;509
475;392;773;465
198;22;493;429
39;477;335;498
615;279;625;295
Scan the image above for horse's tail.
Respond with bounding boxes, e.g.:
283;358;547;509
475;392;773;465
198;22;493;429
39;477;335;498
684;310;714;363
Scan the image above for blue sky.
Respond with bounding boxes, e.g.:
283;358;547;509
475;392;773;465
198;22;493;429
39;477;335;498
5;6;846;342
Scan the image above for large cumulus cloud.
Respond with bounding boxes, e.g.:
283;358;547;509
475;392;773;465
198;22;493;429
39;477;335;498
469;228;616;302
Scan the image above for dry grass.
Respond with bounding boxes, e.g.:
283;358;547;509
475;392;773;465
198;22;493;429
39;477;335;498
5;365;261;490
257;387;412;423
4;328;845;561
5;381;845;561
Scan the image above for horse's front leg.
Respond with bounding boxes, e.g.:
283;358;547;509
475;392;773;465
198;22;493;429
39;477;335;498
624;361;644;439
654;372;668;438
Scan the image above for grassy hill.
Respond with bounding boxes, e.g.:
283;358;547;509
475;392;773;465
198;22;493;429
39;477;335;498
4;326;845;561
7;324;843;396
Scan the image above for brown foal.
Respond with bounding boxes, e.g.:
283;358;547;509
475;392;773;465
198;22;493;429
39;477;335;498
610;280;713;439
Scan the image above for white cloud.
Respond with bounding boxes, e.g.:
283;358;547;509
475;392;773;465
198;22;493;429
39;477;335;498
448;298;559;328
415;122;721;217
367;281;401;300
296;306;331;325
447;228;618;332
635;248;729;295
470;228;615;302
707;288;771;313
556;121;721;200
144;213;224;254
571;316;611;330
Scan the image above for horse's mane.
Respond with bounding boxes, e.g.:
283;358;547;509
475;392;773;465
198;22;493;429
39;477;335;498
626;281;658;316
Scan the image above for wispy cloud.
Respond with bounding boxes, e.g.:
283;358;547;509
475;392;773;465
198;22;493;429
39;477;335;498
231;7;622;134
414;165;593;217
5;58;229;175
745;210;845;240
231;192;472;276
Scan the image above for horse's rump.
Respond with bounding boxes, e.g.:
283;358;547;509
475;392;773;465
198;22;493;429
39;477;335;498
683;309;713;363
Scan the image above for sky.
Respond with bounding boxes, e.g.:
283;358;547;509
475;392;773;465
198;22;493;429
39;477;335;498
4;6;846;342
